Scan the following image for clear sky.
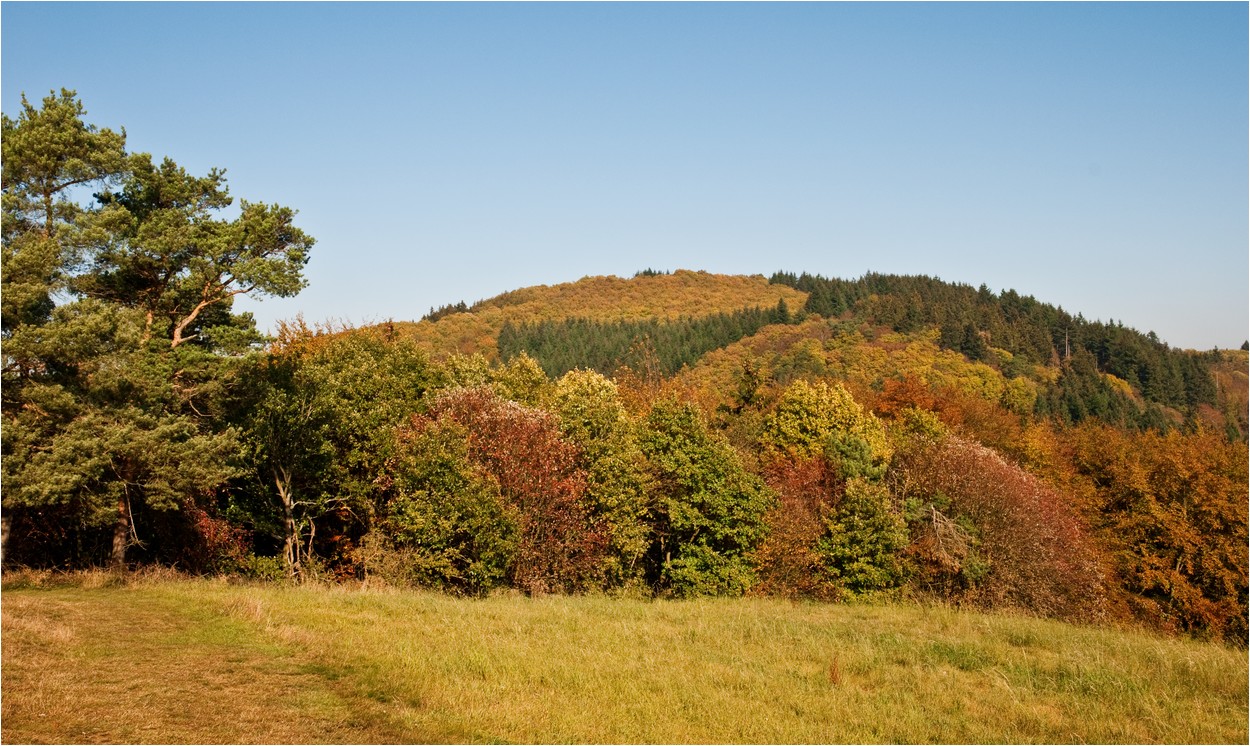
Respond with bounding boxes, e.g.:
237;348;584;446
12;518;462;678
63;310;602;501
3;2;1246;349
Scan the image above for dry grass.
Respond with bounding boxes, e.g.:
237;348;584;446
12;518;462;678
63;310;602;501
1;574;415;744
3;573;1247;744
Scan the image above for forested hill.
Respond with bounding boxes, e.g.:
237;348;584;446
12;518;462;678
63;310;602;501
767;271;1232;432
404;269;1242;437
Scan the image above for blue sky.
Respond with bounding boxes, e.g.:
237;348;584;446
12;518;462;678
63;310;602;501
3;2;1246;349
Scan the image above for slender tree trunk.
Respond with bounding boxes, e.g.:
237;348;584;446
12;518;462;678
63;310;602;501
306;518;316;564
275;467;299;578
1;512;11;565
111;493;130;569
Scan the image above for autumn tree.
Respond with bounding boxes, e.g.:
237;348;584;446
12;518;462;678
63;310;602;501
1069;423;1248;641
756;379;905;597
420;387;607;594
551;369;652;589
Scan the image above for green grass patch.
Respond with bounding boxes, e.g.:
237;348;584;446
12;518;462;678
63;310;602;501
3;574;1246;743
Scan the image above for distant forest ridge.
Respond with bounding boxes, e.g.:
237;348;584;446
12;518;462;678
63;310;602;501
416;269;1234;434
768;271;1219;411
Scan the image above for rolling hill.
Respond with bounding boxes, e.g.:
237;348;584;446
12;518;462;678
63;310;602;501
393;269;808;358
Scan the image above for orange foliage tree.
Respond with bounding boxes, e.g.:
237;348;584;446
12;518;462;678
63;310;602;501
1070;423;1248;642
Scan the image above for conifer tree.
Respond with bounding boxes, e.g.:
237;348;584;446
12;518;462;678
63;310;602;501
2;90;312;568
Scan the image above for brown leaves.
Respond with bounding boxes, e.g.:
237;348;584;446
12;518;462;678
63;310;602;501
1069;424;1248;641
425;387;607;594
893;435;1111;623
753;457;841;600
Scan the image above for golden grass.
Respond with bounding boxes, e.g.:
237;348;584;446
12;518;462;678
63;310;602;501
1;575;414;744
3;574;1246;744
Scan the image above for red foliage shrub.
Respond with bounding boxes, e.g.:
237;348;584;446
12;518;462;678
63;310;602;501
175;500;252;574
428;387;607;593
892;435;1110;623
753;456;841;600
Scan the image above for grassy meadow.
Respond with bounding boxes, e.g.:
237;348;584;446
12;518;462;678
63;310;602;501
2;571;1246;744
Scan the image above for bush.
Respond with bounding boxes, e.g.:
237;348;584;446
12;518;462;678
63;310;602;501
238;554;286;582
891;435;1110;622
664;543;756;598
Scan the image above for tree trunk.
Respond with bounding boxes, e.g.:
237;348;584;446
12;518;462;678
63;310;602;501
306;518;316;567
275;467;299;578
111;493;130;569
1;512;11;565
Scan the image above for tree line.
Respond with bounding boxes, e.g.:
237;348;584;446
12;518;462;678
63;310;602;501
497;301;796;378
769;271;1224;431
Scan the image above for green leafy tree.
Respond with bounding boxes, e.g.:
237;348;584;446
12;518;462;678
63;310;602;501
233;322;441;576
371;417;518;594
761;379;892;471
551;369;652;589
639;399;774;596
815;478;908;594
2;89;126;349
79;153;311;349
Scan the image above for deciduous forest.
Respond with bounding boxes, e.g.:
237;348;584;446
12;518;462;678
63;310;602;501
4;91;1247;646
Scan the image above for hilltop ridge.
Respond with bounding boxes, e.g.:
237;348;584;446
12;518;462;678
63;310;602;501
384;269;1244;438
394;270;808;358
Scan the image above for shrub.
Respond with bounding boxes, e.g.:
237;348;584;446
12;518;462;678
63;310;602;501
891;435;1110;622
664;543;756;598
238;554;286;582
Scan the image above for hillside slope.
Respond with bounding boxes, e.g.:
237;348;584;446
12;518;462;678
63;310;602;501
392;270;808;358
